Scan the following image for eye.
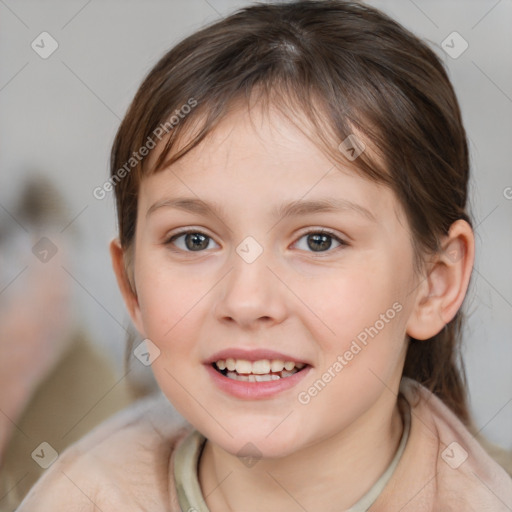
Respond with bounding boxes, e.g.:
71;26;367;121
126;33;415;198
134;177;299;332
165;229;347;254
294;230;347;253
165;230;220;252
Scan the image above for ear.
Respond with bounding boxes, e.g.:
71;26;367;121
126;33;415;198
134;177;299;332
109;238;146;337
406;219;475;340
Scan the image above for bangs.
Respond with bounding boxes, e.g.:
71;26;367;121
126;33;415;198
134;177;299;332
144;78;392;192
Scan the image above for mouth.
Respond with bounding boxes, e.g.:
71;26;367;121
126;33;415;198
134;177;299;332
212;358;308;382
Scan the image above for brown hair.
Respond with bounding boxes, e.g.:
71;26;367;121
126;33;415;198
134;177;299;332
111;0;473;423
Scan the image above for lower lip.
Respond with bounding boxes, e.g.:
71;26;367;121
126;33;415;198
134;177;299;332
205;364;312;400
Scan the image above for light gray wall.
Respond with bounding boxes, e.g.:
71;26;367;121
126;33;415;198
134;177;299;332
1;0;511;448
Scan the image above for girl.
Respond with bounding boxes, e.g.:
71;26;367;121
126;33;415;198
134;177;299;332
18;1;512;510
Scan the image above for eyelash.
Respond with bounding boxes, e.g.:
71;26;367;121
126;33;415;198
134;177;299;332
164;228;348;255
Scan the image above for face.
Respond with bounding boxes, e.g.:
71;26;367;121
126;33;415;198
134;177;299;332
124;104;421;458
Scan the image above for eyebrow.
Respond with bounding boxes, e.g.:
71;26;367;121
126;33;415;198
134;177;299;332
146;196;376;222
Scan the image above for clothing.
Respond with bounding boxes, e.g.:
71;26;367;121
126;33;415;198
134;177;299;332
16;378;512;511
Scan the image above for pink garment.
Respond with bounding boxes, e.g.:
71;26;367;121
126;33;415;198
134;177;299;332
17;378;512;511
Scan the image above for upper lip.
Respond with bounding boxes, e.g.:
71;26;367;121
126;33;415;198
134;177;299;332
205;348;310;365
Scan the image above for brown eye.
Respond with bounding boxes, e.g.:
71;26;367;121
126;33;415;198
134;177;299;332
184;233;209;251
294;230;346;253
308;233;333;251
166;231;218;252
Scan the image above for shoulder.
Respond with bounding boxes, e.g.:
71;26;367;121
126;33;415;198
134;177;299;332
398;378;512;511
17;393;191;512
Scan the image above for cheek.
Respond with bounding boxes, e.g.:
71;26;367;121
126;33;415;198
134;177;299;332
133;257;213;401
298;262;408;385
134;263;207;410
135;256;207;343
299;263;400;342
295;301;407;440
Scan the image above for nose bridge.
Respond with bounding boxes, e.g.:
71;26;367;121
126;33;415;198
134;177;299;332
215;236;287;327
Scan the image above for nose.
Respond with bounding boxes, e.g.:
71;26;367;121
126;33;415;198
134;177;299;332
214;248;288;330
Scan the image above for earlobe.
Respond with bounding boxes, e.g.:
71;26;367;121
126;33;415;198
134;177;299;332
405;219;475;340
109;238;146;336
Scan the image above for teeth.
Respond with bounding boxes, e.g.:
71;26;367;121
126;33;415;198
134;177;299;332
254;374;274;382
226;371;249;382
215;358;306;379
284;361;295;371
252;360;270;374
270;359;285;372
235;359;253;374
226;371;281;382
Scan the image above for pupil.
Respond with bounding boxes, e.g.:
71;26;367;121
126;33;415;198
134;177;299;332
308;233;331;251
186;233;208;251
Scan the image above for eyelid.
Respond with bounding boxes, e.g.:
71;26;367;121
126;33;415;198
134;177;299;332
165;227;215;241
295;227;347;241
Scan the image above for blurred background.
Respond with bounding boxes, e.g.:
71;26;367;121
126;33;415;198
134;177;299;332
0;0;511;509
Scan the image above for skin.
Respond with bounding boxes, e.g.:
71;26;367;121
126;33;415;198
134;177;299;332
110;102;474;511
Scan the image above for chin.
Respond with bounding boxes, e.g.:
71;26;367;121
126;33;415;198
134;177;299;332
202;418;309;460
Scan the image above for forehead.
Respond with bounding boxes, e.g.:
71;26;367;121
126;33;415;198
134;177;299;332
139;102;404;226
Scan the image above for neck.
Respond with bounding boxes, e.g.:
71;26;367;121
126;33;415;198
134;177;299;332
198;392;404;512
